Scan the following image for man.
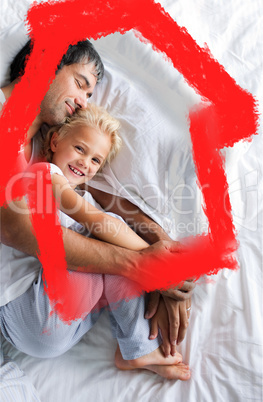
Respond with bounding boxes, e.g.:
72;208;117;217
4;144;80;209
0;39;194;380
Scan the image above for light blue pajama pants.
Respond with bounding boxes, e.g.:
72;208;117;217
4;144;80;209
0;269;161;361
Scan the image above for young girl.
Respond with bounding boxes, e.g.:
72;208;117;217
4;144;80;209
41;102;149;251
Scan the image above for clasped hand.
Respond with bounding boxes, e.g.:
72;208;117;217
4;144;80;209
145;280;194;357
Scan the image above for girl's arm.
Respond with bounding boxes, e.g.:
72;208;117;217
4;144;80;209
51;172;149;251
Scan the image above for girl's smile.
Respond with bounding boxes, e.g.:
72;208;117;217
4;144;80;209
50;124;111;188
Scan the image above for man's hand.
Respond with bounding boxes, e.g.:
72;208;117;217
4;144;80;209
147;292;192;356
145;279;195;320
161;280;196;301
162;296;191;346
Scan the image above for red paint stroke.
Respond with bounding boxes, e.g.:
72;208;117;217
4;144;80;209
0;0;259;321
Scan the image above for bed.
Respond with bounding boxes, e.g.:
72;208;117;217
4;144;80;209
0;0;262;401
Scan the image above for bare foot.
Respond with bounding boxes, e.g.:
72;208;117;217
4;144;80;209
115;346;191;381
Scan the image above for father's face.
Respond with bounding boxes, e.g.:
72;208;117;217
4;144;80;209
39;62;97;125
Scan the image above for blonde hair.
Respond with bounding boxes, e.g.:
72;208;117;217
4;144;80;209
42;103;122;168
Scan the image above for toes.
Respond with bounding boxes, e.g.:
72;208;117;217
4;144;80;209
165;363;191;381
174;351;183;364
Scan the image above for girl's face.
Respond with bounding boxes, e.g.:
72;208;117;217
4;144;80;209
50;124;111;188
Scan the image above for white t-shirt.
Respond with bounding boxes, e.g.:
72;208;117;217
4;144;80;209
1;89;39;306
0;86;42;305
0;135;103;306
0;90;53;305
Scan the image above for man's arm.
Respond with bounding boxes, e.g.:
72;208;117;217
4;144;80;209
0;199;136;276
0;198;173;281
1;189;195;292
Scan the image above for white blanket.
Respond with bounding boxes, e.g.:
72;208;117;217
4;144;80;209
1;0;262;401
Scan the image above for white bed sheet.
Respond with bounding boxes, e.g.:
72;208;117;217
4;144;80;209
1;0;262;401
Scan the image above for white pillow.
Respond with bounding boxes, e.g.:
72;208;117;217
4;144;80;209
0;21;28;86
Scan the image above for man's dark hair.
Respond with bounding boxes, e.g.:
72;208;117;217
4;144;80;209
10;39;104;83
